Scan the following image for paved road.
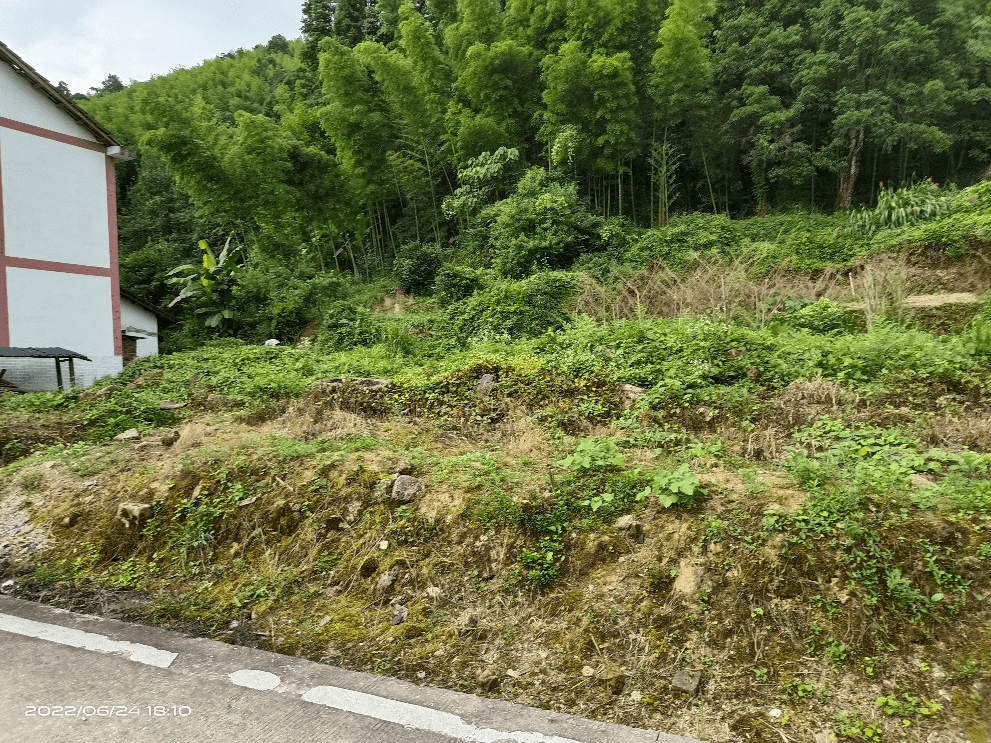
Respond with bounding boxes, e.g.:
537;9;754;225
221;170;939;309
0;596;701;743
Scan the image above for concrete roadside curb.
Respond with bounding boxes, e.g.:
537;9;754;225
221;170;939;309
0;595;704;743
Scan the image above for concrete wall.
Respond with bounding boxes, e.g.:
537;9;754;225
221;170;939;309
121;299;159;357
2;268;121;390
0;62;97;141
0;128;111;267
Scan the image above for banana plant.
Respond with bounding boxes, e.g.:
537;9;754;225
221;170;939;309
167;236;245;328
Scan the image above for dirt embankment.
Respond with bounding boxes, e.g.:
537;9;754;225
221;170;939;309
1;375;989;743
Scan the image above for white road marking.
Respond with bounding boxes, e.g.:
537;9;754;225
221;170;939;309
302;685;584;743
229;669;281;690
0;612;177;668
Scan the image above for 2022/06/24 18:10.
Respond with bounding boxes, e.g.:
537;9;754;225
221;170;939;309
25;705;193;717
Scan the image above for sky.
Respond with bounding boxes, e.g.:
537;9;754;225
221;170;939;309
0;0;303;93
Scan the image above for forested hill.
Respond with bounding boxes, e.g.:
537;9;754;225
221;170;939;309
77;0;991;345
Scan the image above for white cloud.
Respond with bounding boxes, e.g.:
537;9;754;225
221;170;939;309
5;0;301;92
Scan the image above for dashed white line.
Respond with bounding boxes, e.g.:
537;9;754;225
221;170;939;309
0;612;177;668
302;685;584;743
229;669;281;690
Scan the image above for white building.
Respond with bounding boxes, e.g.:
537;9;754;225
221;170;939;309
120;290;162;363
0;40;132;391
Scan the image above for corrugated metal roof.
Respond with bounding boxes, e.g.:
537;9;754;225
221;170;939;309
0;347;92;361
0;40;121;147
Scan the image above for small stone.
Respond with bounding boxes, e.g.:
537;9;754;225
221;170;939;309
581;666;595;677
161;430;181;446
379;540;389;550
614;515;644;541
426;586;442;599
264;339;281;346
476;374;497;398
506;669;521;678
630;691;643;702
0;579;14;592
374;476;396;499
416;671;426;679
115;502;152;529
909;473;936;490
60;512;79;528
769;708;782;720
392;459;412;475
159;400;187;410
114;428;140;441
43;461;57;469
619;384;646;408
319;616;332;627
477;670;501;691
228;620;240;630
391;604;408;625
671;669;702;695
391;475;426;503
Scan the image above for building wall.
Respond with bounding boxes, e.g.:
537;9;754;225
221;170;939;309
0;62;97;141
0;129;111;267
121;299;159;358
2;268;121;390
0;54;123;391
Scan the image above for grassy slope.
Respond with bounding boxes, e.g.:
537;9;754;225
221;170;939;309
3;210;991;741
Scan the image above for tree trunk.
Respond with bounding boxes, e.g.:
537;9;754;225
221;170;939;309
837;127;866;210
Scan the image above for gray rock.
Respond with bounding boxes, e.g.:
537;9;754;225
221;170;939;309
391;475;426;503
619;384;647;408
614;515;643;541
391;603;409;625
671;669;701;695
477;669;501;692
476;374;497;398
375;476;397;499
159;400;187;410
375;566;402;593
909;473;936;490
113;428;140;441
116;502;152;529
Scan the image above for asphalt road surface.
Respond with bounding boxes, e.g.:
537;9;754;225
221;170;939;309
0;595;701;743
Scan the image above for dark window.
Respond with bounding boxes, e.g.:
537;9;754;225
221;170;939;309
122;335;138;365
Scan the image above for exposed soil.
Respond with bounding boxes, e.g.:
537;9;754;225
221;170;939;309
1;386;989;743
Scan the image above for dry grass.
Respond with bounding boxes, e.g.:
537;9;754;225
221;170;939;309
575;252;929;327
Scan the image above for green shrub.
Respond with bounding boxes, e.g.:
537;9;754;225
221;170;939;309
788;299;858;334
442;271;577;342
626;213;743;270
392;241;443;294
850;180;951;235
433;264;486;306
490;168;600;278
317;301;386;350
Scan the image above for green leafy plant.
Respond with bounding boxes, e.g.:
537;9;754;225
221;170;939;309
167;237;245;329
556;437;626;470
636;463;703;507
850;179;950;235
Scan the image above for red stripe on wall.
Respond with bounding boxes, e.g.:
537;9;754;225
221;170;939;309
0;137;8;346
0;116;105;153
1;256;111;277
106;157;122;356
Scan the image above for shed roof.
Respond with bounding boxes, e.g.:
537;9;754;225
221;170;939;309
0;40;121;148
0;347;92;361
